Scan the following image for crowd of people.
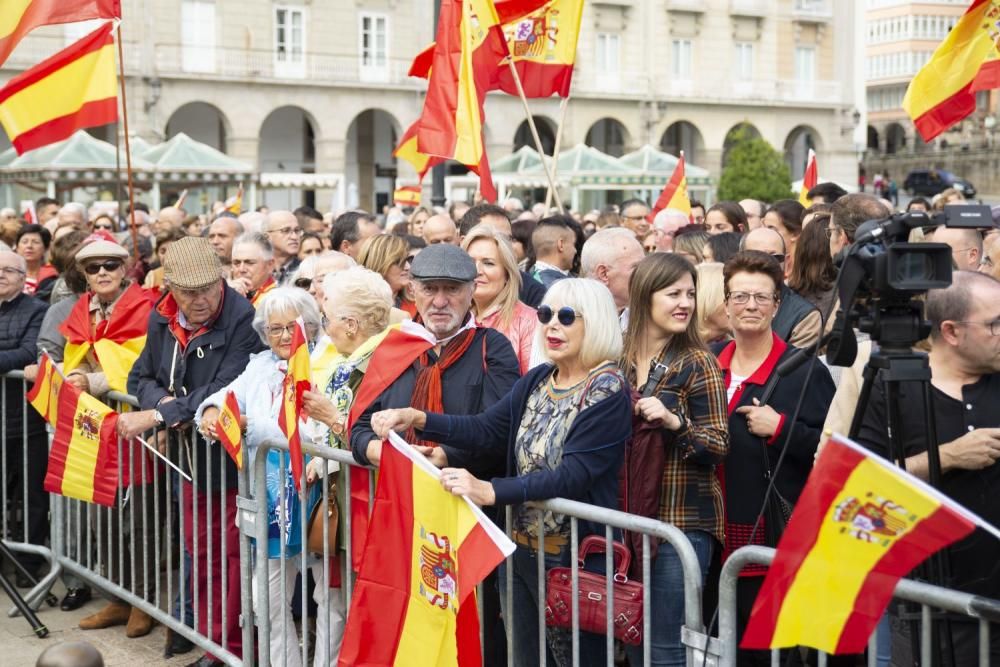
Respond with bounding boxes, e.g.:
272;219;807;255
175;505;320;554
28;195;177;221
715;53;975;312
0;182;998;667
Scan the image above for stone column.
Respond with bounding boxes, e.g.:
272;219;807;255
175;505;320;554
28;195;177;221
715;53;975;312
314;137;348;213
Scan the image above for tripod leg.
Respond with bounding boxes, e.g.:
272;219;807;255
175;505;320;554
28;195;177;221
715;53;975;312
0;568;47;637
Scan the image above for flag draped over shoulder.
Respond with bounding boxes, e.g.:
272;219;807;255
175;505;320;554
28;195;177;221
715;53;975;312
742;435;982;655
0;22;119;155
798;149;818;207
279;318;311;492
339;432;515;667
44;382;119;507
649;151;691;221
59;283;153;395
0;0;120;67
903;0;1000;141
217;391;243;470
27;350;63;427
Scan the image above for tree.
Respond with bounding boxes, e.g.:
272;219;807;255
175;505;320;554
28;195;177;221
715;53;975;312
717;127;794;202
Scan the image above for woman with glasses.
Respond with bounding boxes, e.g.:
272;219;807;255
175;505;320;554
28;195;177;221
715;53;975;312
370;278;631;667
358;233;416;317
15;224;57;299
715;251;834;664
462;224;536;373
90;213;117;233
197;287;345;666
620;253;728;667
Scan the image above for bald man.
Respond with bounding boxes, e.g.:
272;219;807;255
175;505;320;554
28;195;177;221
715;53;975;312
208;217;244;267
740;199;765;230
650;208;690;252
36;641;105;667
930;226;983;271
154;206;186;234
581;227;645;314
264;210;302;284
422;214;459;245
742;227;822;349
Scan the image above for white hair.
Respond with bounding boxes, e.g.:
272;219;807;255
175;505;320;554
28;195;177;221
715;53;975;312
61;202;87;220
322;265;393;336
238;211;266;235
580;227;642;278
653;208;689;230
233;232;273;260
534;278;623;369
0;250;26;271
251;286;323;346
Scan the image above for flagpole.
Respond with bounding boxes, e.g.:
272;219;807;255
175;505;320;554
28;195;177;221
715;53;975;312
114;22;139;256
544;95;570;211
504;60;564;211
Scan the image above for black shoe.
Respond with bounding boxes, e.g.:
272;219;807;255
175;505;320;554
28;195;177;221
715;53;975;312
165;629;196;658
60;587;92;611
184;656;224;667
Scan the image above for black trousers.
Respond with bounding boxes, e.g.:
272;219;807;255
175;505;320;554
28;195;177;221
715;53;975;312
3;428;50;572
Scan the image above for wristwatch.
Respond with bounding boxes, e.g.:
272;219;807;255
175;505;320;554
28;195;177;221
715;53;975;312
153;410;164;426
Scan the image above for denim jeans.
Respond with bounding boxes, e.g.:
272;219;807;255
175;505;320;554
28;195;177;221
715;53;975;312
626;530;714;667
498;544;607;667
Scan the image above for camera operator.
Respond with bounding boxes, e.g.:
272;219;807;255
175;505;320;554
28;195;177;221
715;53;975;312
855;271;1000;663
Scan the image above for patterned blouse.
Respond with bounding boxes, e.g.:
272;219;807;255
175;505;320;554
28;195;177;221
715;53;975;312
513;362;625;538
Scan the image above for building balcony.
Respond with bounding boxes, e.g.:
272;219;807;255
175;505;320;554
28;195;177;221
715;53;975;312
729;0;770;18
792;0;832;22
665;0;705;12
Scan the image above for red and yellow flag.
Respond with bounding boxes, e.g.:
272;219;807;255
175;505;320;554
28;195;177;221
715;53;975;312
339;432;515;667
44;382;119;507
394;185;422;207
798;149;818;207
742;435;983;654
278;318;311;491
26;350;64;427
903;0;1000;141
0;22;119;155
649;150;691;222
250;276;276;309
394;120;443;182
216;390;243;470
59;283;153;394
0;0;120;67
225;184;243;214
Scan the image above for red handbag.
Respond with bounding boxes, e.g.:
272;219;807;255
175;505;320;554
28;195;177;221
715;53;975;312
544;536;644;645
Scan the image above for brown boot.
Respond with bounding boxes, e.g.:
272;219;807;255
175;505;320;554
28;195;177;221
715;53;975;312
79;601;132;630
125;606;155;638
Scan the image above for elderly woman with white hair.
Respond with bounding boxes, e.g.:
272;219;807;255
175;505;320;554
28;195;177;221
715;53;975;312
371;278;632;667
196;286;345;666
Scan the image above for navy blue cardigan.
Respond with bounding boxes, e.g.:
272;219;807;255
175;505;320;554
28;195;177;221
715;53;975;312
420;363;633;533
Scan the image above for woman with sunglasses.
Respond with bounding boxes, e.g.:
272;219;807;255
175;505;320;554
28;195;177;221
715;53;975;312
462;224;536;373
370;278;631;667
358;233;416;317
197;287;344;666
619;253;728;667
715;251;834;664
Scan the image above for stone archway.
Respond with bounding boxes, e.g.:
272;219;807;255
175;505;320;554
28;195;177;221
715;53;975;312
259;106;318;209
660;120;705;165
166;101;230;152
345;109;401;213
783;125;822;180
585;118;629;157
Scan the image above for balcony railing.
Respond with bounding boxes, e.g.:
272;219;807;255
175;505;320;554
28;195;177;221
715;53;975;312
729;0;770;18
793;0;833;21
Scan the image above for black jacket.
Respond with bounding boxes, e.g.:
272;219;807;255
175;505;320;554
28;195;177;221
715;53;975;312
351;327;519;478
772;284;817;343
0;293;47;435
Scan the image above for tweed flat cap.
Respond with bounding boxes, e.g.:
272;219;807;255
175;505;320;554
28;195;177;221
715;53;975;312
409;243;476;282
74;240;128;265
162;237;223;289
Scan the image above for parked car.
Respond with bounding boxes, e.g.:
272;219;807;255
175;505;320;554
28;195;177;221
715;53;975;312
903;169;977;198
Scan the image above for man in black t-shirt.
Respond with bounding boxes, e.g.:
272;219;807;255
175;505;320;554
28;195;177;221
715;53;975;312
857;271;1000;663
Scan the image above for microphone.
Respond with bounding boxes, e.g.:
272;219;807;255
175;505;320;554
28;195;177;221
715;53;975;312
759;335;828;405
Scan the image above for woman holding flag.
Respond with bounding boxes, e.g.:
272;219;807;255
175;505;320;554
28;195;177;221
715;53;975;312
196;287;344;667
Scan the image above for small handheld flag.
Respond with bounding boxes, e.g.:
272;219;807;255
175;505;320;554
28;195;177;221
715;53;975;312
26;350;64;427
278;318;311;491
648;150;691;222
216;390;244;470
798;149;818;207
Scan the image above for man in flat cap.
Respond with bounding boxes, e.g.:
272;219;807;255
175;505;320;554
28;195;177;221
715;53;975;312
122;237;260;666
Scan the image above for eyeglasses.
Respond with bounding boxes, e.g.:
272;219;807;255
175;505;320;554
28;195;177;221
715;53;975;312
268;227;302;237
293;277;312;289
825;226;840;239
954;320;1000;336
726;291;778;306
266;323;300;338
0;266;26;276
93;224;114;231
537;305;583;326
84;260;123;275
769;253;786;265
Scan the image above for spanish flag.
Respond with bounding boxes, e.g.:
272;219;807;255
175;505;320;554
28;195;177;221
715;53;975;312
338;432;515;667
394;120;442;181
394;185;422;207
59;283;153;395
216;390;243;470
44;382;119;507
279;318;312;492
0;22;119;155
742;435;985;654
225;183;243;214
26;350;63;427
798;149;818;207
0;0;120;67
416;0;510;203
649;150;691;222
903;0;1000;141
249;276;276;309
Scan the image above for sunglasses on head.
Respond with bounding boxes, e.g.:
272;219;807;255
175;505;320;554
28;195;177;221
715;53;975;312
293;277;312;289
84;260;123;275
537;305;582;327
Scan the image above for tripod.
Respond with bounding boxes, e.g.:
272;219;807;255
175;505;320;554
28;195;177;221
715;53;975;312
848;346;954;667
0;540;51;637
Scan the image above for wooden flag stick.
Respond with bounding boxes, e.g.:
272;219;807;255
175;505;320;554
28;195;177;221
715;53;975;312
114;22;139;255
504;60;564;211
545;95;570;211
135;436;193;482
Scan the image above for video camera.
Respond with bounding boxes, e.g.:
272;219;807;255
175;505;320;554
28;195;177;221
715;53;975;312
826;204;994;366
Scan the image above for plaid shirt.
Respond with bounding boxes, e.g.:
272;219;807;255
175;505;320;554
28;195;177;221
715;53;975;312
623;345;729;543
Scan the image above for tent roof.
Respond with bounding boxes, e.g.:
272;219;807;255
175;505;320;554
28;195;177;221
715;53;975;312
0;147;16;167
550;144;632;175
492;145;545;175
143;132;253;174
619;145;712;184
5;131;155;173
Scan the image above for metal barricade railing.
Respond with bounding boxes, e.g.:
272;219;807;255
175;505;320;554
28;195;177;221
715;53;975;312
716;545;1000;667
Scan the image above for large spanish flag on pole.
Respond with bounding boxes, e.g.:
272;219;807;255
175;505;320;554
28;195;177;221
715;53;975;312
798;149;818;207
44;382;120;507
0;0;120;67
903;0;1000;142
0;21;119;155
278;318;312;492
742;434;990;654
649;150;692;221
339;432;516;667
394;120;442;182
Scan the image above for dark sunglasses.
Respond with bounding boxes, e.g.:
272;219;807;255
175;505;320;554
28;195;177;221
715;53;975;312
84;260;123;275
537;305;583;327
293;277;312;289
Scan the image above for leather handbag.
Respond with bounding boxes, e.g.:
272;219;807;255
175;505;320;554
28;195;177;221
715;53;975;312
758;437;794;547
544;536;644;645
306;481;339;556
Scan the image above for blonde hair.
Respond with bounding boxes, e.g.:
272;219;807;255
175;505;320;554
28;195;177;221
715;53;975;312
461;224;522;329
322;266;393;337
535;278;623;369
357;234;408;293
695;262;726;341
